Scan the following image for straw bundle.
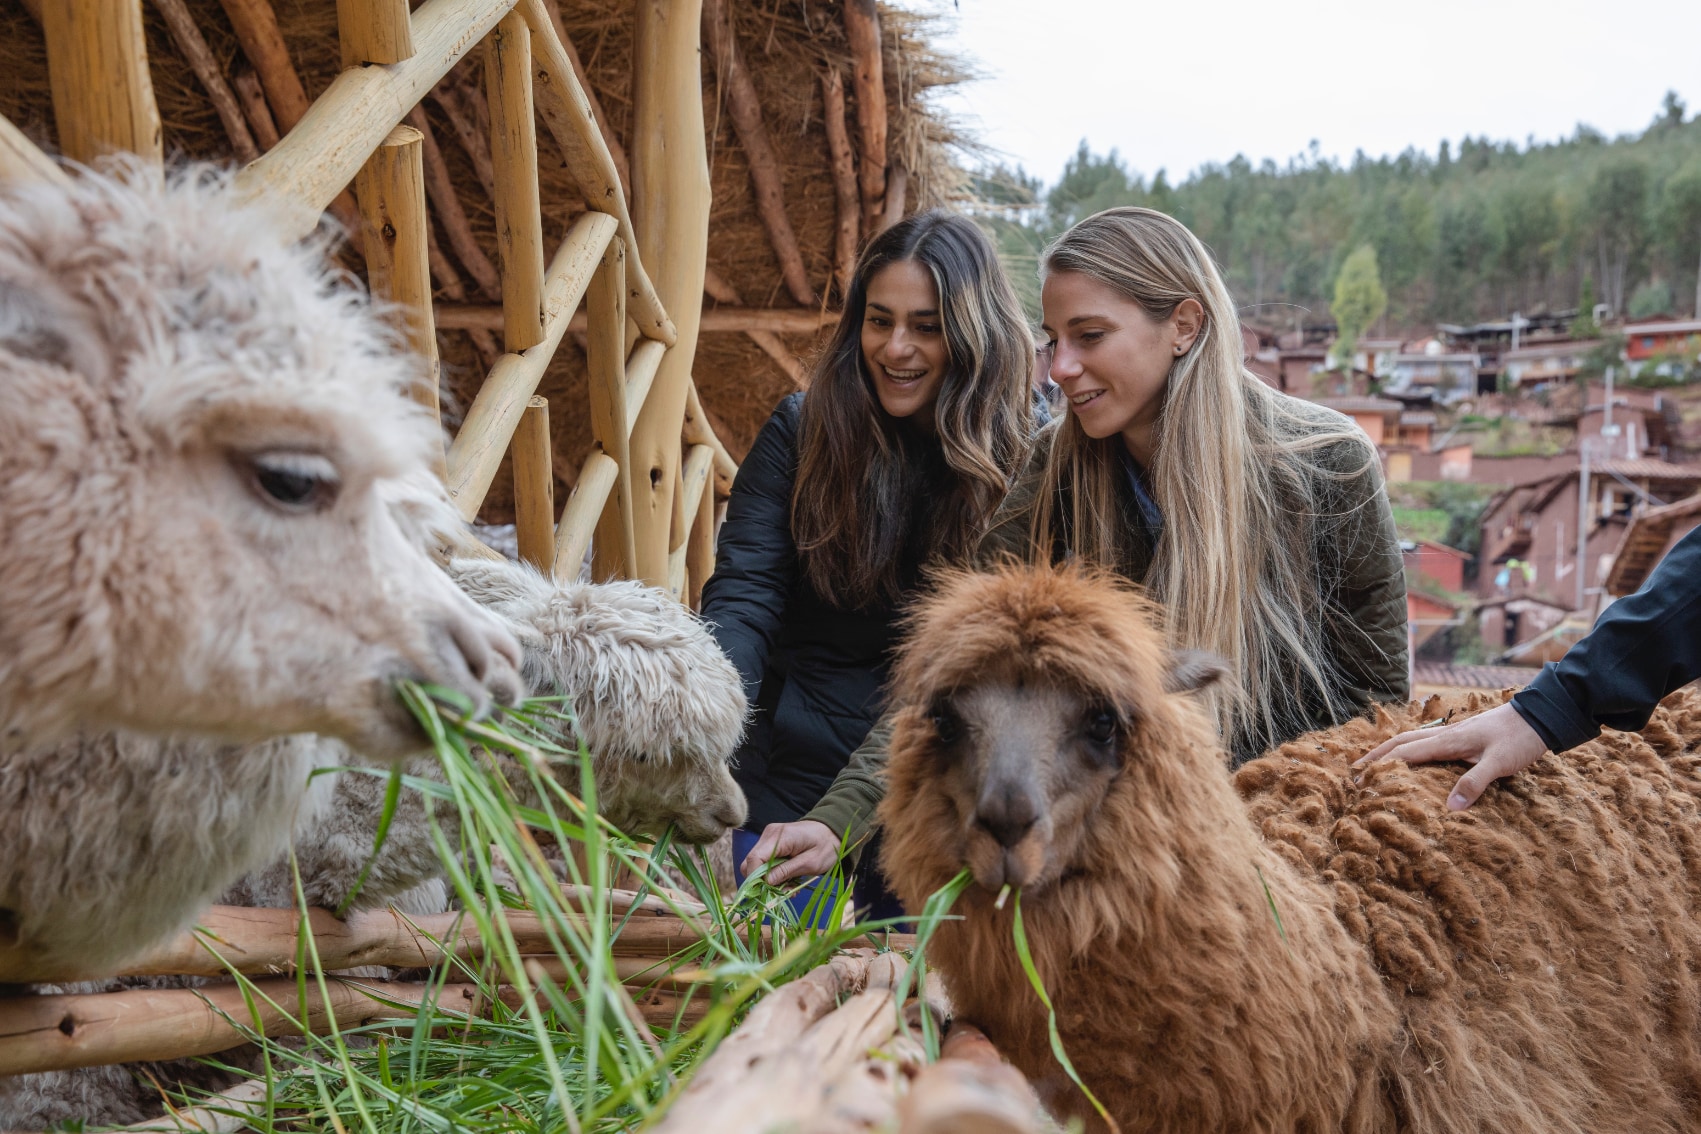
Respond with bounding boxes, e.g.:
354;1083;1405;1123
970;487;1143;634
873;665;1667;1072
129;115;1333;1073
0;0;972;522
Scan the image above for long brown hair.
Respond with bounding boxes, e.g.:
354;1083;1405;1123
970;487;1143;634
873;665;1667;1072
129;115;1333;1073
1032;207;1378;754
793;210;1033;610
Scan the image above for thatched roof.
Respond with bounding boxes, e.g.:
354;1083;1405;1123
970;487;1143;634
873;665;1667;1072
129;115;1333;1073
0;0;971;524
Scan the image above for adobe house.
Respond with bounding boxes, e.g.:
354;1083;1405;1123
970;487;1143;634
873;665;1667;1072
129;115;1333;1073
1623;318;1701;374
1404;539;1470;593
1477;460;1701;649
1501;339;1603;388
1603;492;1701;597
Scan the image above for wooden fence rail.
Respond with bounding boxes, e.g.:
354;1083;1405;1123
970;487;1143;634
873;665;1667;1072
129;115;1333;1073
0;0;740;1097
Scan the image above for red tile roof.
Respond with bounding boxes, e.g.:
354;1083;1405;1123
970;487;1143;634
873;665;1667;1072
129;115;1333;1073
1411;662;1542;690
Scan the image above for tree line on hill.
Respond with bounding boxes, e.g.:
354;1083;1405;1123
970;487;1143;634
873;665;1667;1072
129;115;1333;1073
974;92;1701;333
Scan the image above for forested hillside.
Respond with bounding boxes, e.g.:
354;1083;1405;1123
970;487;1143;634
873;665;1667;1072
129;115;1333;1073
976;93;1701;332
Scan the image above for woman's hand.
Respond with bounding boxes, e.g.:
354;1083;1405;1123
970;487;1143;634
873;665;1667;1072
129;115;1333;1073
740;819;843;886
1354;702;1550;811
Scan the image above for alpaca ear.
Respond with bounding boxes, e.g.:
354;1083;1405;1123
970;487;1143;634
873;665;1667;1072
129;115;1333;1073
0;278;110;382
1164;650;1230;695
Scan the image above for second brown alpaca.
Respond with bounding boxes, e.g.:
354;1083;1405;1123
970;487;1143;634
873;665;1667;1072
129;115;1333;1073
878;562;1701;1134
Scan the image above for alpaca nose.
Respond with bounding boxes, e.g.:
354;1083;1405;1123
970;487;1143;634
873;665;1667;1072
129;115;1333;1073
976;785;1040;849
434;610;527;715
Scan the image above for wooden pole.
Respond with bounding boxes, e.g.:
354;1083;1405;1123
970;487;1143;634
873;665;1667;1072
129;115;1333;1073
0;113;71;187
701;264;805;383
627;0;710;588
881;162;910;232
687;448;716;610
896;1023;1043;1134
231;69;281;150
820;67;860;300
552;450;617;576
216;0;312;131
406;104;502;300
354;124;444;474
684;380;737;497
518;0;674;345
232;0;514;242
338;0;416;68
586;237;638;582
534;0;630;196
700;0;816;307
484;10;547;352
843;0;886;237
437;302;832;338
445;211;616;519
149;0;260;164
429;77;498;201
512;396;555;573
41;0;163;166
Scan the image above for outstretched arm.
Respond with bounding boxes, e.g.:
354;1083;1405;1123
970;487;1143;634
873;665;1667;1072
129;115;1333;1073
1360;525;1701;808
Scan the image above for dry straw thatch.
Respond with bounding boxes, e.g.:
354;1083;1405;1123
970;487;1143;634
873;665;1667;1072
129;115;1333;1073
0;0;972;523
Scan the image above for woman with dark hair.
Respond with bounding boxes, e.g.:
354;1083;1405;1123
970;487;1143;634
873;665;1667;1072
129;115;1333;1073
701;209;1036;915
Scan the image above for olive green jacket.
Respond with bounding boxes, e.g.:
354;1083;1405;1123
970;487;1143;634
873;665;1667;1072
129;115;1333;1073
803;408;1411;848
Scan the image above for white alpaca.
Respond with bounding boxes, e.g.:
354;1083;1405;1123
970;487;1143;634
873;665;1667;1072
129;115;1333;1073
0;162;522;754
0;551;747;980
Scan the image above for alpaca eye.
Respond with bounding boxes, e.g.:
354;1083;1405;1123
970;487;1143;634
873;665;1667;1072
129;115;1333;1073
248;451;340;512
929;703;962;745
1084;707;1119;746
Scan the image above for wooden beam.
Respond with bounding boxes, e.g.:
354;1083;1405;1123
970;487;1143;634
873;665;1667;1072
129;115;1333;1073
701;263;805;384
701;0;816;307
586;236;638;582
623;337;667;433
150;0;259;164
215;0;312;131
843;0;886;237
684;380;737;497
518;0;674;346
41;0;163;165
338;0;415;68
687;444;716;610
0;113;70;187
436;303;834;336
820;67;860;300
445;210;617;519
881;162;909;232
553;450;617;577
534;0;630;196
354;124;443;474
484;10;547;352
512;395;555;573
406;104;501;300
232;0;516;242
231;68;281;150
897;1022;1043;1134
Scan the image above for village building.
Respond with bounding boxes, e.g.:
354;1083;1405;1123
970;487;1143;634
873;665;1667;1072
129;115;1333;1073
1623;318;1701;375
1501;340;1603;388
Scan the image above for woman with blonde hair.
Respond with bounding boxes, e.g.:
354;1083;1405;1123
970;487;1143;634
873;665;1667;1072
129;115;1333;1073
798;206;1409;855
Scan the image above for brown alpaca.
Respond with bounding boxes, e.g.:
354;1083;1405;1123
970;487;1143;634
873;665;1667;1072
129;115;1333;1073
878;562;1701;1134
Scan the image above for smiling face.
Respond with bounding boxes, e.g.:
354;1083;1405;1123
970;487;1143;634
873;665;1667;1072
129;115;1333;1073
1041;270;1202;462
861;259;948;425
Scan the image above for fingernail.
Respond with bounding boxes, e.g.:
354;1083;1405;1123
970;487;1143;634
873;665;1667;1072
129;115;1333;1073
1447;793;1469;811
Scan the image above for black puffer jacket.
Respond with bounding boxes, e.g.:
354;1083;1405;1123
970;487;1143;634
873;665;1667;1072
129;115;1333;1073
700;394;918;830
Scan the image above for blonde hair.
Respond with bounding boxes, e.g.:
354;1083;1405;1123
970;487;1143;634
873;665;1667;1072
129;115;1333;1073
1032;207;1376;755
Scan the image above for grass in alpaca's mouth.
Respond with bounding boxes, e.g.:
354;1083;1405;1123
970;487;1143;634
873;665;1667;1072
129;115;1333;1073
182;681;906;1133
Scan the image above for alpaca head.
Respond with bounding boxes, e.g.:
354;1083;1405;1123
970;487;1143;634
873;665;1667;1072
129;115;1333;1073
880;563;1226;897
448;557;749;844
0;163;524;755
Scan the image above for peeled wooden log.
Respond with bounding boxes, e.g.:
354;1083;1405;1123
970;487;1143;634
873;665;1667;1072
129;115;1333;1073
820;66;860;299
808;1031;927;1134
683;380;737;498
150;0;260;163
701;0;815;307
843;0;886;236
41;0;163;165
0;112;71;187
0;975;480;1076
231;68;281;150
897;1022;1043;1134
407;103;501;301
534;0;629;195
653;952;904;1133
0;889;723;984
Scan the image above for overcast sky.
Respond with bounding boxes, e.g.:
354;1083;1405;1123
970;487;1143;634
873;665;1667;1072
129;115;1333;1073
928;0;1701;187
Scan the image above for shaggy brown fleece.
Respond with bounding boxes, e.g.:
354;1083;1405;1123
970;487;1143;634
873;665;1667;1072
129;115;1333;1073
878;562;1701;1134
